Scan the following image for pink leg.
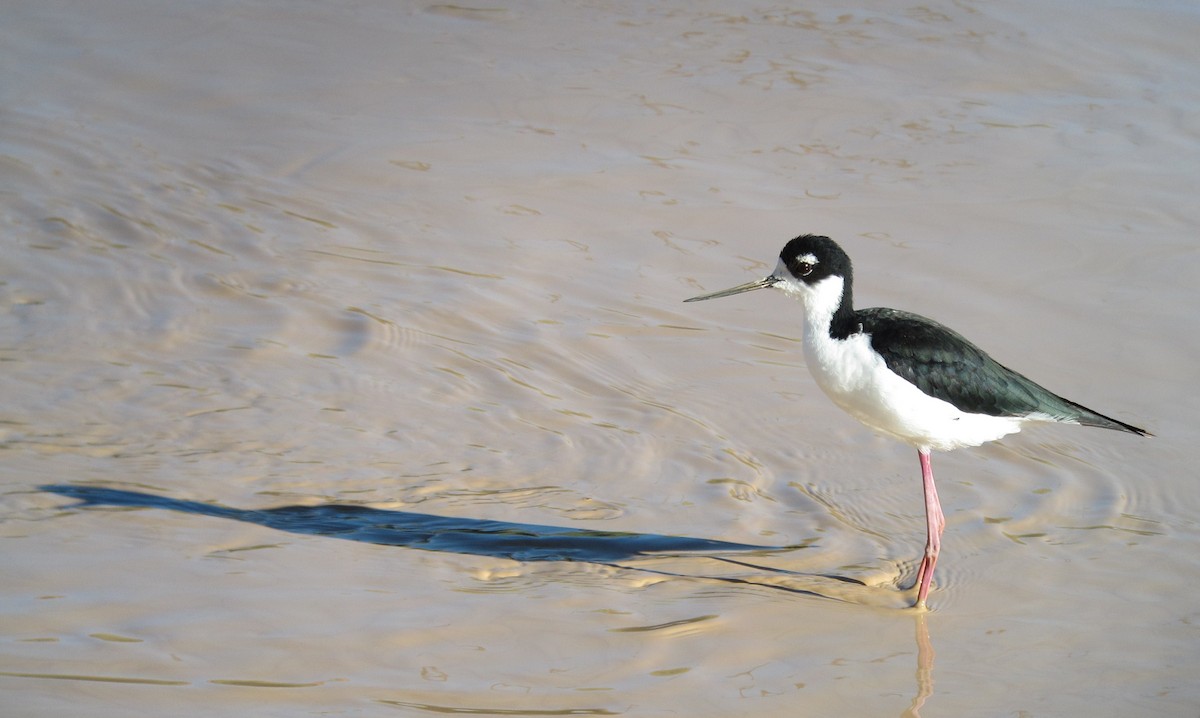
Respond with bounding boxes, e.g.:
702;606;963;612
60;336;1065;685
913;449;944;608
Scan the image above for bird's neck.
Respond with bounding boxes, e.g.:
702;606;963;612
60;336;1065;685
798;276;859;340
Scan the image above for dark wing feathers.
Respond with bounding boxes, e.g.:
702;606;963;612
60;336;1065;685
857;308;1147;435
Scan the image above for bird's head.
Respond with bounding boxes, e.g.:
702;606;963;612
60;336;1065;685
684;234;852;308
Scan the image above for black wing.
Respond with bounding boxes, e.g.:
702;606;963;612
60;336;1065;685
857;308;1146;434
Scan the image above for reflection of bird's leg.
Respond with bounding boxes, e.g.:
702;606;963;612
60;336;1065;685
902;613;936;718
914;449;944;608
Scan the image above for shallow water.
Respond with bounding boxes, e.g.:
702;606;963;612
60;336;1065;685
3;1;1199;716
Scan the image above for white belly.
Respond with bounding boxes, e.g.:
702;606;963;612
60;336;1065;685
803;330;1025;452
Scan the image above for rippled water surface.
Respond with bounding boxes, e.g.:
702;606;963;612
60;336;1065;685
3;1;1199;716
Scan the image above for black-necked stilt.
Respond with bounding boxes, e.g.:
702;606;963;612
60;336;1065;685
684;234;1149;608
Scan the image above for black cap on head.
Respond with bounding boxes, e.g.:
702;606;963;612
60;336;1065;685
779;234;852;285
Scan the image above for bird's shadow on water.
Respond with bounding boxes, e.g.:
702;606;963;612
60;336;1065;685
37;483;907;605
38;483;936;716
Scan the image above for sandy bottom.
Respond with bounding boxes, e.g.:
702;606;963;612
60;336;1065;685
3;1;1198;716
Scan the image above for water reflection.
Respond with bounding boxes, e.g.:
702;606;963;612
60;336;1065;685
902;613;936;718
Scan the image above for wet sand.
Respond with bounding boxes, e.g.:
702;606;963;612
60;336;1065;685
3;1;1198;716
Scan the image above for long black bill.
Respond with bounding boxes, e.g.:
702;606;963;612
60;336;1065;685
683;276;778;302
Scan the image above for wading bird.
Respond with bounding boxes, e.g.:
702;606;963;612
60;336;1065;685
685;234;1149;608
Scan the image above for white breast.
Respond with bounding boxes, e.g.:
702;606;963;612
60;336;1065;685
803;328;1024;451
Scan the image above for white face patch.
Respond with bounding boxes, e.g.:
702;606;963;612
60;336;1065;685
770;257;799;292
770;258;844;320
798;253;818;266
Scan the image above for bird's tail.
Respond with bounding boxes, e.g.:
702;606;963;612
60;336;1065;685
1063;399;1151;437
